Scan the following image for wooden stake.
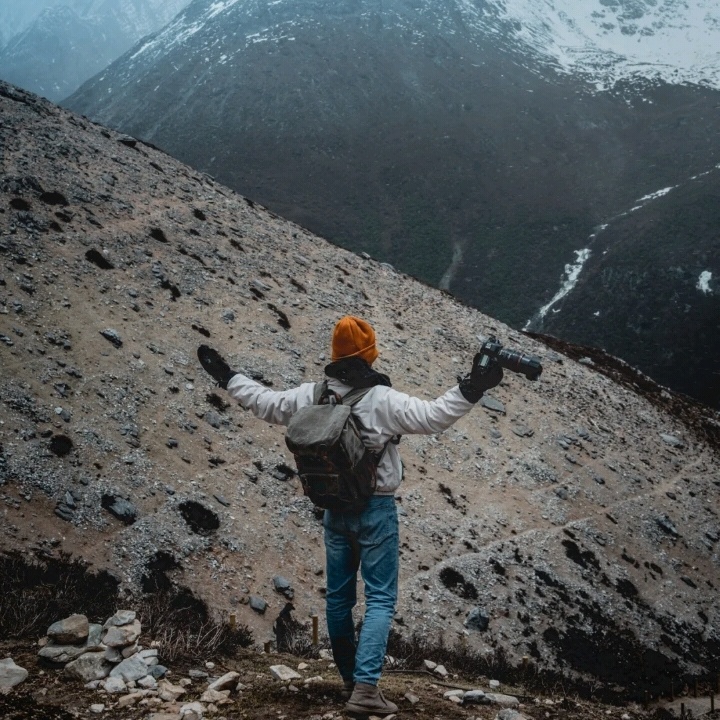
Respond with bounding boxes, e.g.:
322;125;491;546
264;640;272;653
694;678;698;698
680;701;685;719
312;615;319;647
229;613;236;629
710;693;715;712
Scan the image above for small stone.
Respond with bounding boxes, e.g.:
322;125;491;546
497;710;532;720
269;665;302;682
180;701;205;717
118;693;143;708
207;671;239;691
422;659;437;671
444;689;464;699
110;654;151;682
104;610;137;627
480;395;505;414
100;328;122;348
101;495;138;524
104;619;141;647
433;664;448;677
485;692;520;707
103;676;127;693
149;664;168;679
89;704;105;713
660;433;684;448
104;647;123;663
465;607;490;632
404;692;420;704
463;689;489;704
200;688;231;703
139;649;159;665
158;679;186;702
0;658;28;689
121;643;140;658
138;675;158;689
249;596;267;614
489;679;500;688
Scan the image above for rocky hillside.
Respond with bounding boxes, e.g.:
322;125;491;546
1;80;719;699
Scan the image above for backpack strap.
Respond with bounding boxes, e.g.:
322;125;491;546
315;381;400;458
341;386;400;460
340;386;375;407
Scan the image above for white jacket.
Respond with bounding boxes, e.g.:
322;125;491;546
226;374;475;495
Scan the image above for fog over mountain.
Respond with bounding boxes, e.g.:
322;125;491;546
62;0;720;409
0;0;190;101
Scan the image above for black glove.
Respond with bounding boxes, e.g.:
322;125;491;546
458;353;503;403
197;345;236;389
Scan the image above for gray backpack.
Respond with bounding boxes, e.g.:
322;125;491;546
285;382;383;512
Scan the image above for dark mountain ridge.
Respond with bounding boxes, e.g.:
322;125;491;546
63;0;720;407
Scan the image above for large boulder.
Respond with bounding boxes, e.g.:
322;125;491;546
47;614;89;644
65;653;112;682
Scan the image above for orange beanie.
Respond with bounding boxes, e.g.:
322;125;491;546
331;316;379;364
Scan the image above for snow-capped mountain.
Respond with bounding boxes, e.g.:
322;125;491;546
115;0;720;92
474;0;720;91
0;0;190;101
63;0;720;407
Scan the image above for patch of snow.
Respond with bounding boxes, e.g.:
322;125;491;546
636;187;675;203
697;271;713;294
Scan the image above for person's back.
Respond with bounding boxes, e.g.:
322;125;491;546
197;315;502;716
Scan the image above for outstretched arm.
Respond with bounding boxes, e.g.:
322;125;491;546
197;345;315;425
226;374;315;426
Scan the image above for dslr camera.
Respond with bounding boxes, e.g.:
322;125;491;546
477;335;543;381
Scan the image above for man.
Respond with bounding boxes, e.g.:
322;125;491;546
197;315;502;716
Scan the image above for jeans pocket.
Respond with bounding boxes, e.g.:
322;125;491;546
361;501;398;546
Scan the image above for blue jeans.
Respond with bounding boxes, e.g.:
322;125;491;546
323;495;399;686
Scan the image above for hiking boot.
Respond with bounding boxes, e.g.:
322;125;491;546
340;679;355;700
344;682;398;716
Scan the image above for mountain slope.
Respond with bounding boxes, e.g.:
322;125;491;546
63;0;720;407
2;80;720;694
0;0;189;102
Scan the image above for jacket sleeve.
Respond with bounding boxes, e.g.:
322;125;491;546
226;374;316;426
368;385;475;436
